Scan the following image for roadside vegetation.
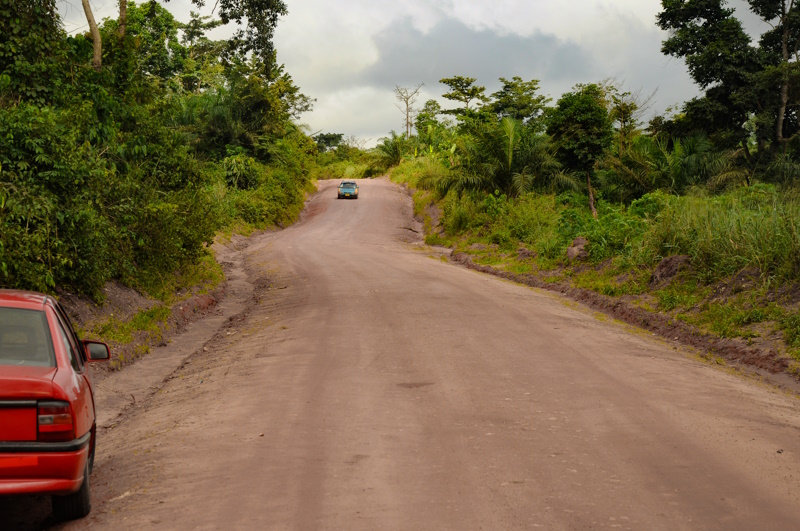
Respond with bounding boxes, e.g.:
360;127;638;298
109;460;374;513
0;1;380;364
0;0;372;302
381;2;800;373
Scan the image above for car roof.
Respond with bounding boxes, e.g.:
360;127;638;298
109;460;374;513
0;289;51;311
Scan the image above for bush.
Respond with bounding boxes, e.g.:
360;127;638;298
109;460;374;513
223;154;261;190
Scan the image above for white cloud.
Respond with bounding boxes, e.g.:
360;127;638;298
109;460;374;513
301;86;401;144
439;0;662;41
58;1;708;145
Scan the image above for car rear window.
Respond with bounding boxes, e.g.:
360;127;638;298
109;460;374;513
0;308;55;367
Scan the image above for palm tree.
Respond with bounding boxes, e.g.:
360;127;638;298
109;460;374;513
375;131;405;168
438;118;573;196
602;134;748;201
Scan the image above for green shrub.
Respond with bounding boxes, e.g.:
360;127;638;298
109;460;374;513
630;190;670;219
223;154;261;189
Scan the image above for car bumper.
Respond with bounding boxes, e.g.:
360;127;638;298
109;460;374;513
0;433;90;495
338;193;358;199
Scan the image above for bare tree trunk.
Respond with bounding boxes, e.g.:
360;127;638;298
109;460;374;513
119;0;127;38
740;139;754;186
776;1;790;144
81;0;102;70
395;84;423;138
587;172;597;219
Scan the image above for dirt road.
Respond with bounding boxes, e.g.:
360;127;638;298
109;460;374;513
43;178;800;528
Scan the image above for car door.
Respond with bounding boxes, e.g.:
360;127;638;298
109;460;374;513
50;305;94;439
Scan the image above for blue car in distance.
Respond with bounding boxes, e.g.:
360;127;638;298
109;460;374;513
337;181;359;199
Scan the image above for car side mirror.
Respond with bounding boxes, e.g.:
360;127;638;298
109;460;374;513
83;340;110;362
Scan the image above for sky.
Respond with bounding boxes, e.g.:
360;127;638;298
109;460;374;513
59;0;769;147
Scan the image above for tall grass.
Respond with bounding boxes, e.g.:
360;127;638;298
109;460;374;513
424;179;800;285
642;184;800;281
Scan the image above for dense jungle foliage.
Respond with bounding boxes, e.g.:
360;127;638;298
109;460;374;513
0;0;372;299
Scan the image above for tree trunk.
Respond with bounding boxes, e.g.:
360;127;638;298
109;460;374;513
741;138;754;166
81;0;102;71
775;0;798;146
119;0;127;38
587;172;597;219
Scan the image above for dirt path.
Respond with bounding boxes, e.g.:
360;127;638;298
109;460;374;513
28;177;800;529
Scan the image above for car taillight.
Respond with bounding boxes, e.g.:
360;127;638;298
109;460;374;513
38;401;75;442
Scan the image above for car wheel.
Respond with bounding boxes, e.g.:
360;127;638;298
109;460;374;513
52;461;91;521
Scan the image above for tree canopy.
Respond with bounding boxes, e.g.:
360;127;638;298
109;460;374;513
657;0;800;151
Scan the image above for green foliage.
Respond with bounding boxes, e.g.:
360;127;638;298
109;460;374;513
95;305;172;345
0;1;315;300
547;83;614;175
486;76;551;127
439;75;488;115
782;312;800;350
375;131;407;168
642;184;800;282
102;1;188;81
314;132;344;152
0;0;71;106
223;153;261;189
206;0;288;64
656;0;800;150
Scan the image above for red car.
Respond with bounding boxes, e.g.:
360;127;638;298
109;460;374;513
0;289;109;520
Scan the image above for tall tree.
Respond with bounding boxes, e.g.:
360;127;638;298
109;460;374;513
119;0;128;37
547;84;613;218
77;0;288;71
439;75;487;115
486;76;550;126
415;99;442;133
185;0;287;63
102;1;187;80
749;0;800;145
81;0;102;70
657;0;800;153
314;133;343;153
394;83;423;138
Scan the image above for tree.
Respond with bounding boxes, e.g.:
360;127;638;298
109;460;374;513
607;87;655;154
75;0;287;71
656;0;800;153
119;0;127;37
486;76;550;127
376;131;406;167
81;0;102;70
0;0;70;105
439;76;487;115
394;83;423;138
314;133;343;153
102;1;186;80
184;0;287;64
749;0;800;146
415;99;442;134
547;84;613;218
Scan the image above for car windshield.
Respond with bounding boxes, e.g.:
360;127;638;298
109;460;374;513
0;308;55;367
340;182;356;187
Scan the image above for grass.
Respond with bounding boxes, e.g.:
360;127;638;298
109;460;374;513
93;305;172;345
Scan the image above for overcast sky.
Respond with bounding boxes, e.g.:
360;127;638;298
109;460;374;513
60;1;767;147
